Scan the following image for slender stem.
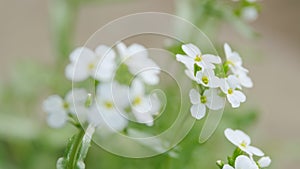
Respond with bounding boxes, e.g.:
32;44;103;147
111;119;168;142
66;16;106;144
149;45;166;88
67;128;85;169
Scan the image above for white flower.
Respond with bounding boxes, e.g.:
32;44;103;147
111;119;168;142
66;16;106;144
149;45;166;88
189;88;225;120
88;82;128;131
116;42;160;85
222;155;259;169
130;79;161;126
235;70;253;88
242;6;258;22
195;69;221;88
42;88;89;128
65;45;116;82
176;43;221;70
258;156;271;168
224;128;264;157
220;75;246;108
224;43;248;74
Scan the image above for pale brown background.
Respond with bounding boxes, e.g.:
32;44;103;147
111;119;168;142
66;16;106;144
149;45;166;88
0;0;299;168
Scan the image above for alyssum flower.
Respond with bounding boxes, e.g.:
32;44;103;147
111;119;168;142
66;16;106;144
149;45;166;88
116;42;160;85
176;43;222;71
87;81;129;132
189;88;225;120
129;79;161;126
224;128;264;157
43;88;89;128
65;45;116;82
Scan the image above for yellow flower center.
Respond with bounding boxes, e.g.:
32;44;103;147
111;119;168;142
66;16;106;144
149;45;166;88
63;102;69;109
88;63;95;70
226;60;235;66
202;76;209;85
240;141;247;148
133;96;142;105
200;96;207;104
104;101;113;109
194;55;202;62
228;88;233;95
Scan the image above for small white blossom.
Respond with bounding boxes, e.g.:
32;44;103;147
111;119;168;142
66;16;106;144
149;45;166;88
220;75;246;108
130;79;161;126
65;45;116;82
224;128;264;157
116;42;160;85
235;70;253;88
258;156;271;168
43;89;88;128
189;88;225;120
224;43;249;75
176;43;221;70
88;82;129;131
195;69;221;88
222;155;259;169
242;6;258;22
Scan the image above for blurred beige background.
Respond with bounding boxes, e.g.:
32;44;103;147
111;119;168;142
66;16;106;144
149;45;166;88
1;0;299;168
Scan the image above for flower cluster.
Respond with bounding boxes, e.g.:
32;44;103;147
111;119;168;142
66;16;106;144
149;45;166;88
176;43;252;120
43;42;162;131
217;128;271;169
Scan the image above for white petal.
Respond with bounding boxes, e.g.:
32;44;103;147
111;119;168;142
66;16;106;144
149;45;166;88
69;47;94;62
237;72;253;88
132;110;154;126
190;104;206;120
235;155;259;169
87;105;103;127
102;110;128;131
234;91;246;103
235;129;251;145
182;43;200;58
204;88;225;110
139;69;160;85
202;54;222;64
65;63;89;82
116;42;128;58
222;164;234;169
47;110;68;128
258;156;271;168
224;43;232;59
227;75;241;89
225;128;251;148
127;43;148;58
95;45;116;60
247;146;264;157
43;95;64;113
131;79;145;97
189;88;200;104
176;54;194;70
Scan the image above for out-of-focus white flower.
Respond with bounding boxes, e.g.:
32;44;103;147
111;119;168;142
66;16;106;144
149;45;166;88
258;156;271;168
176;43;221;70
242;6;258;22
43;88;89;128
236;71;253;88
224;128;264;157
43;95;68;128
130;79;161;126
88;82;129;131
189;88;225;120
195;69;221;88
65;45;116;82
222;155;259;169
220;75;246;108
116;42;160;85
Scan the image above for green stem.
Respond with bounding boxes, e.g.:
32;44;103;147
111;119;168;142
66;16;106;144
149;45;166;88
67;128;85;169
